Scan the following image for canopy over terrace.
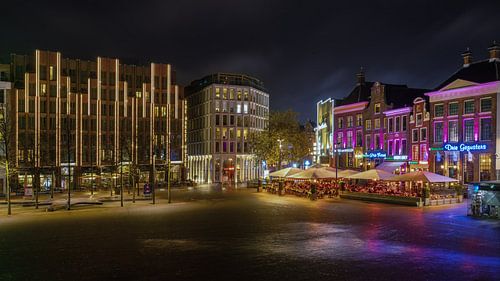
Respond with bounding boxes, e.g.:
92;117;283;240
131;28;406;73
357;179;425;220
337;169;359;178
288;167;338;180
269;167;302;178
389;171;458;183
346;169;395;181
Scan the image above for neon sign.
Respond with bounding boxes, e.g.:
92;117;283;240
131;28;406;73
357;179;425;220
334;148;354;153
362;150;387;159
443;143;487;152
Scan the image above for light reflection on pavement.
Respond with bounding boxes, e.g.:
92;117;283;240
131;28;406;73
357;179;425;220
0;187;499;281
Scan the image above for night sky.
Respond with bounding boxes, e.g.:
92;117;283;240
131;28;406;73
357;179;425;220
1;0;500;121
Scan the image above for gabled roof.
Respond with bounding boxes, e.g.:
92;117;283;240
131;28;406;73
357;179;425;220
384;84;429;108
436;59;500;90
335;82;374;106
336;81;429;109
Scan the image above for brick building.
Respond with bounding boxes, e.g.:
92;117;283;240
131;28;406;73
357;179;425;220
427;43;500;183
333;69;429;172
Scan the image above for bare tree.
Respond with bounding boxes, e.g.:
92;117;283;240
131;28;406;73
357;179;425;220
0;106;14;215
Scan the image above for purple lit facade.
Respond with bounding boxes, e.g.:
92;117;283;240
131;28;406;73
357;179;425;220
333;101;367;169
332;77;429;171
427;80;499;182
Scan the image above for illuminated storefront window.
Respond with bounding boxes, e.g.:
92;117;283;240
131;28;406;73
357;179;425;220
479;153;492;181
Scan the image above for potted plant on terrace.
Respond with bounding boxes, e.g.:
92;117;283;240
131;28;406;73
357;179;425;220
455;184;464;203
423;184;431;206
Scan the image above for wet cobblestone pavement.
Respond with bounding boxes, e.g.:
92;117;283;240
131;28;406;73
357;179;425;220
0;187;499;281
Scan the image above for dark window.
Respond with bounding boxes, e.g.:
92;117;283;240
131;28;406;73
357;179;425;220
480;98;492;112
434;104;444;117
480;118;492;141
448;102;458;116
464;100;475;114
434;122;443;142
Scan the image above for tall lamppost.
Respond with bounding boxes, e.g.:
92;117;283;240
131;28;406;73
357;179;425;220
334;143;338;181
277;138;284;170
66;113;71;210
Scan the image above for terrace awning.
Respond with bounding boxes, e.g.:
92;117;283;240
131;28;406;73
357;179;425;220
346;169;395;180
390;171;458;183
269;167;302;178
376;161;405;173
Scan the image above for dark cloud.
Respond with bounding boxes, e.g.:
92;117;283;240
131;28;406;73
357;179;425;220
1;0;500;120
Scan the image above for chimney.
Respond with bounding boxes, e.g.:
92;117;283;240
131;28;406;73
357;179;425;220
461;48;472;67
488;41;500;61
356;67;365;85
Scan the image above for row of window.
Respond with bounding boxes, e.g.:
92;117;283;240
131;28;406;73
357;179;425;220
434;118;492;143
434;98;492;117
188;141;251;155
339;115;410;132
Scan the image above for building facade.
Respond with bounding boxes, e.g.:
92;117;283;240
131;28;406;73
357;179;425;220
333;69;429;172
427;44;500;183
6;50;186;192
185;73;269;183
314;98;334;164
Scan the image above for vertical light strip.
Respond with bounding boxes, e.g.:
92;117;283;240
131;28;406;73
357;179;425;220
56;52;61;167
150;63;155;164
97;57;101;166
115;59;119;163
15;90;19;167
167;64;171;165
124;81;128;117
132;97;135;163
24;73;29;112
175;85;179;119
142;83;146;118
76;90;80;166
35;50;40;167
87;79;91;115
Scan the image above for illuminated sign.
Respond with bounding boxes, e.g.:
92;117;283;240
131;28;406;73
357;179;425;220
443;143;487;152
430;147;443;151
362;150;387;159
385;155;408;161
315;122;328;130
334;148;354;153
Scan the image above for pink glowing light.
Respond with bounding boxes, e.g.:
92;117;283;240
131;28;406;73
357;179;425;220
383;107;411;116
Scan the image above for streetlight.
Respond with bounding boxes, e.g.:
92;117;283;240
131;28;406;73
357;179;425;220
152;153;156;205
277;138;284;170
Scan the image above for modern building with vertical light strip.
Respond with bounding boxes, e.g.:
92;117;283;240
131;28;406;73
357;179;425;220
7;50;186;191
315;98;334;165
185;73;269;183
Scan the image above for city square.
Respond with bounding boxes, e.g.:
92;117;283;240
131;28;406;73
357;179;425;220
1;187;499;280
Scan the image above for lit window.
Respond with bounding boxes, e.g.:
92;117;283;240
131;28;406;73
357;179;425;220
464;119;474;142
448;120;458;142
374;103;381;114
243;103;248;114
480;154;492;181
